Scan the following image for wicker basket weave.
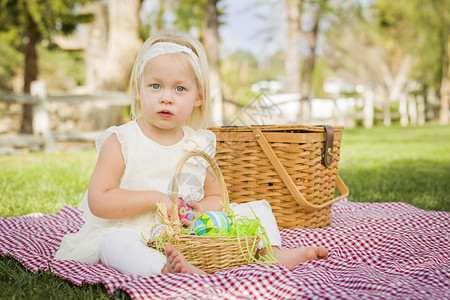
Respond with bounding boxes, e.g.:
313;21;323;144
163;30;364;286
208;125;349;229
147;150;259;274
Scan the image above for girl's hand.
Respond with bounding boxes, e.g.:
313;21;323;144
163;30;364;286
181;218;195;227
180;199;223;227
186;200;206;216
180;200;203;227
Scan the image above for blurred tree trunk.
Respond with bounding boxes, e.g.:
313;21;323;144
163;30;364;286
21;18;38;133
301;0;326;100
83;0;108;92
440;34;450;124
157;0;165;31
379;54;413;126
285;0;302;93
387;55;413;106
297;0;327;122
98;0;142;91
204;0;223;125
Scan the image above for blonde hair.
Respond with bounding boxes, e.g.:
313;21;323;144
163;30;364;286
129;30;210;130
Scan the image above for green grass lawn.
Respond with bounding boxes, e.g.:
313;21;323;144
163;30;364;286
0;150;96;217
339;123;450;211
0;123;449;298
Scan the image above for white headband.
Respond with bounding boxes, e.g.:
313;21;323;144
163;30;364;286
137;42;203;84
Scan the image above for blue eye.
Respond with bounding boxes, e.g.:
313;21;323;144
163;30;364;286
176;86;185;92
151;84;160;89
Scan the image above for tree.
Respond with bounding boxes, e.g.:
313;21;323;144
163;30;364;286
373;0;450;124
174;0;206;39
221;50;259;105
97;0;142;91
204;0;223;125
82;0;107;92
427;0;450;124
81;0;142;92
0;0;93;133
284;0;333;122
285;0;302;93
322;1;434;125
300;0;328;100
0;37;22;91
410;0;449;124
296;0;330;122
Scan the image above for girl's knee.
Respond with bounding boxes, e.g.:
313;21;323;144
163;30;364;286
100;231;138;263
101;231;136;249
100;231;166;276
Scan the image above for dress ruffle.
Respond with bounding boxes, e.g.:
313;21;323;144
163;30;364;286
95;125;131;165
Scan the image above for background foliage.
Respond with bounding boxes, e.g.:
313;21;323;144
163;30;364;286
1;0;449;117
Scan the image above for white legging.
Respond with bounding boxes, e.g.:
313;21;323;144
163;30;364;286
100;230;166;276
100;200;281;276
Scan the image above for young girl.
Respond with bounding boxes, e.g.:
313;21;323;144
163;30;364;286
55;30;328;276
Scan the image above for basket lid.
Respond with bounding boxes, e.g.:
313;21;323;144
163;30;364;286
208;125;344;133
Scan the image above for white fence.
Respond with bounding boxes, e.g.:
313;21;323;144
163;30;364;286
0;80;130;152
262;92;426;128
1;81;429;153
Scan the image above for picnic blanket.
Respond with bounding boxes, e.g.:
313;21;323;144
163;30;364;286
1;199;449;299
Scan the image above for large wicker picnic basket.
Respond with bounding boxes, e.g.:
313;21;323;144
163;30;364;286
147;150;260;274
208;125;349;229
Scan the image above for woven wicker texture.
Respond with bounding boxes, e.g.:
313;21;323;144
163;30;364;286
147;150;259;274
208;125;349;229
156;234;259;274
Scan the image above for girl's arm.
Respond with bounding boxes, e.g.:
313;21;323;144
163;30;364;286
186;165;224;216
88;134;171;219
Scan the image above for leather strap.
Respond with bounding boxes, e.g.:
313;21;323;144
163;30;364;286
252;127;349;212
321;125;334;168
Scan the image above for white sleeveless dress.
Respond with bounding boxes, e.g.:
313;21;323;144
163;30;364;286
54;120;216;264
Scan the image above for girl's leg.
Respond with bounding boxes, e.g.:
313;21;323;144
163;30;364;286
230;200;328;270
267;246;328;270
229;200;282;248
100;231;166;276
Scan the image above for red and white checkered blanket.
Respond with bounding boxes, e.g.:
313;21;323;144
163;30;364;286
1;199;449;299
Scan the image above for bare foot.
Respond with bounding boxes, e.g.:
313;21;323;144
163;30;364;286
161;244;207;275
261;246;328;271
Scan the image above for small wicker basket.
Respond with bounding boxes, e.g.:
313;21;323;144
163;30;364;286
147;150;260;274
208;125;349;229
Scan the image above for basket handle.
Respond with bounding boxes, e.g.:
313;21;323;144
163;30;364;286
252;128;349;213
170;150;230;218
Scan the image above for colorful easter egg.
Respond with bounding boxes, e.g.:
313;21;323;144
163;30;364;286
177;197;194;221
193;211;232;236
150;224;167;240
